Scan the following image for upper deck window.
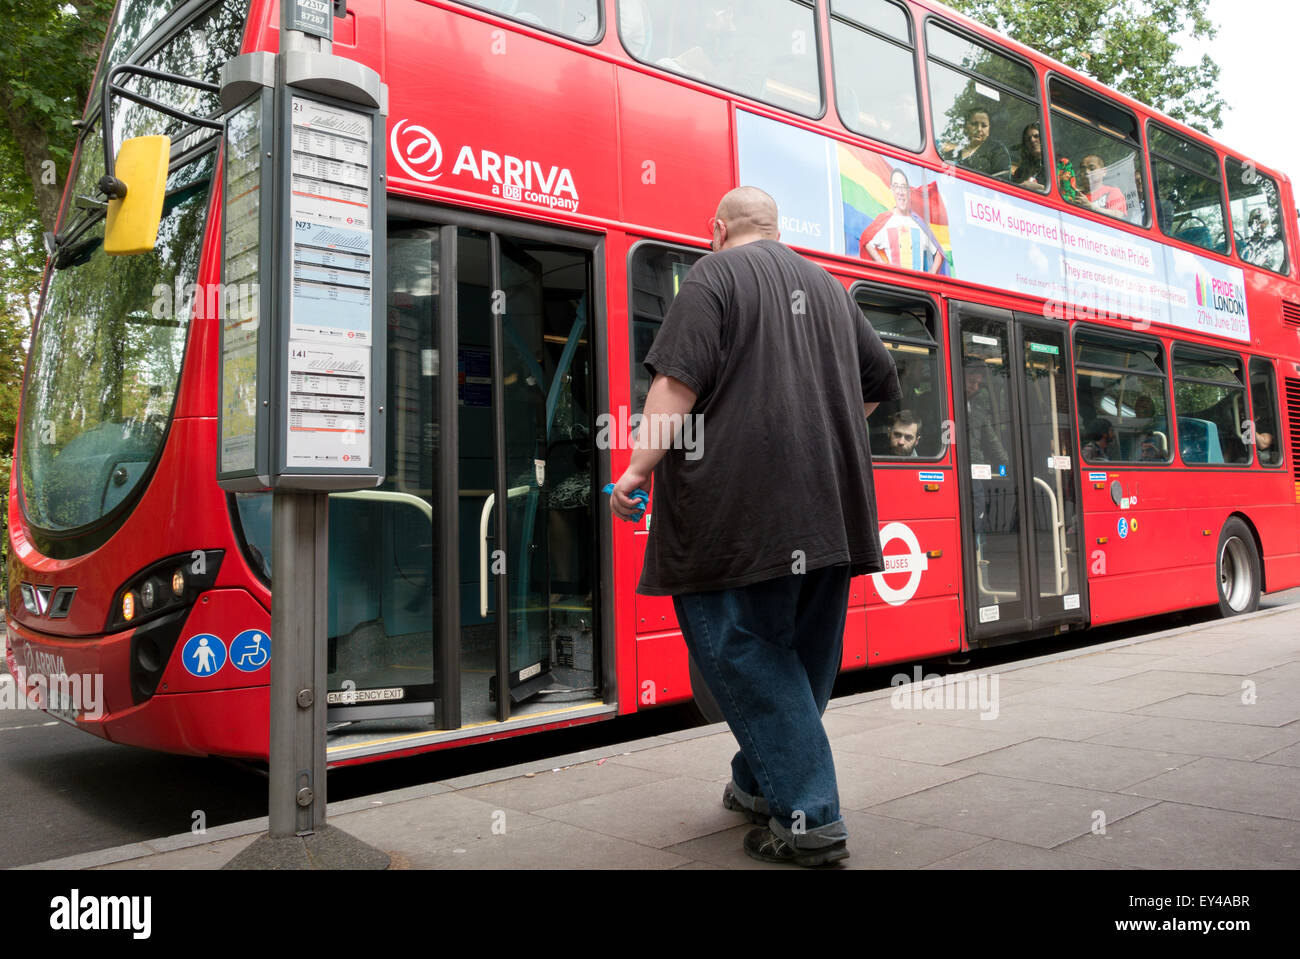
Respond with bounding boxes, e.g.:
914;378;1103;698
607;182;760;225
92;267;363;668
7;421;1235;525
925;21;1044;192
1049;78;1148;226
461;1;601;42
618;0;822;118
830;0;922;152
1226;157;1289;275
1149;123;1228;255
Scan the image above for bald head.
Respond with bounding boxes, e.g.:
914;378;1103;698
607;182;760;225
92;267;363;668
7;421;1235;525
713;186;780;251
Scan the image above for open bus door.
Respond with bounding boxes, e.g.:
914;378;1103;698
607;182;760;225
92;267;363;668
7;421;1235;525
321;213;607;741
949;301;1089;646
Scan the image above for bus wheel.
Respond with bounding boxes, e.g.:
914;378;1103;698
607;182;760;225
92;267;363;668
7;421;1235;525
686;652;727;725
1216;518;1261;617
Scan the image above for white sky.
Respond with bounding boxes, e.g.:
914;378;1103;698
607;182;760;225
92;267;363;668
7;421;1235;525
1181;0;1299;184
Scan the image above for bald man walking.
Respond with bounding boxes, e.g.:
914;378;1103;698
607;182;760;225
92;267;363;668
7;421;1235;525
611;187;900;866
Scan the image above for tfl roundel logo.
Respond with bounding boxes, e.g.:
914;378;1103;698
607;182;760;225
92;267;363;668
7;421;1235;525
390;119;443;182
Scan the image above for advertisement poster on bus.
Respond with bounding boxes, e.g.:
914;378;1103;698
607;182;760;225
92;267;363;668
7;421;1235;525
735;110;1251;343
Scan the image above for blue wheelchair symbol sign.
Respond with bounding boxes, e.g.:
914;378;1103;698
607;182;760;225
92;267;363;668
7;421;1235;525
182;634;226;677
230;629;271;672
998;464;1007;477
1118;517;1129;539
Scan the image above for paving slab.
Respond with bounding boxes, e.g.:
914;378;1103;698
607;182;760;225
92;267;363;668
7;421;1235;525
1255;738;1300;768
989;682;1180;713
604;733;742;783
831;751;978;810
93;835;257;870
1121;756;1300;820
943;702;1143;741
999;661;1155;685
1086;715;1300;761
865;773;1158;848
1132;691;1300;727
1146;649;1300;677
833;720;1032;765
344;817;690;869
1057;802;1300;869
950;738;1196;792
531;776;736;849
922;838;1134;870
456;759;664;812
1100;669;1253;697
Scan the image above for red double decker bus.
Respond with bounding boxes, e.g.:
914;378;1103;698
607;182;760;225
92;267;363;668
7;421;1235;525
8;0;1299;765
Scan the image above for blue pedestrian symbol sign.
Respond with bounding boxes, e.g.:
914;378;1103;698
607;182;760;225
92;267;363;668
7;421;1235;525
183;634;226;677
230;629;271;672
1118;517;1129;539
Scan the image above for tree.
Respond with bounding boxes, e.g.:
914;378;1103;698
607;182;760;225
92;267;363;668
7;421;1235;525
942;0;1224;133
0;0;116;235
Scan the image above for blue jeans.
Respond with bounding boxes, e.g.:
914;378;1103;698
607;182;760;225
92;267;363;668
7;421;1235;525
673;564;851;849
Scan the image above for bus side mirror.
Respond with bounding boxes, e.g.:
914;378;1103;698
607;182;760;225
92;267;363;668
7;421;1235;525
104;135;170;255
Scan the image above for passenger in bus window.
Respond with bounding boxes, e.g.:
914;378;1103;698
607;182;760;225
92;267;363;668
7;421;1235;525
1078;155;1127;218
1132;394;1168;461
1242;209;1284;270
965;361;1009;468
888;410;921;457
859;168;946;274
944;108;1012;179
1082;417;1116;460
1125;164;1149;224
1013;122;1047;191
1256;429;1278;464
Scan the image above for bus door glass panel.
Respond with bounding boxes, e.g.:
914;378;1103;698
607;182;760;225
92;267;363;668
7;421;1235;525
464;230;599;722
1018;323;1083;617
498;240;553;702
958;315;1026;628
324;224;441;718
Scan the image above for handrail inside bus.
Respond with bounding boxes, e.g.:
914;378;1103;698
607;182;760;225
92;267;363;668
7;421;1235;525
1032;475;1066;595
479;486;532;618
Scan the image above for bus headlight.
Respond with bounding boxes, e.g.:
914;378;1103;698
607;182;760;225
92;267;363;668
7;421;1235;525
107;550;224;632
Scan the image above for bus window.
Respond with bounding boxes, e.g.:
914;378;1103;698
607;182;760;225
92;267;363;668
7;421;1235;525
926;20;1042;189
1249;358;1284;467
1173;346;1250;465
853;291;943;459
462;0;601;42
617;0;822;117
1227;158;1289;275
830;0;922;152
1149;124;1228;254
1049;78;1147;225
628;243;705;413
1074;332;1170;464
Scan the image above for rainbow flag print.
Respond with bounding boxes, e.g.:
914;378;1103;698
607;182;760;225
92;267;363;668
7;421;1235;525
838;143;952;275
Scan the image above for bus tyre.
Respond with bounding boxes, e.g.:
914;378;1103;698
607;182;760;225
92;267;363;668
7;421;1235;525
686;652;727;725
1216;518;1261;618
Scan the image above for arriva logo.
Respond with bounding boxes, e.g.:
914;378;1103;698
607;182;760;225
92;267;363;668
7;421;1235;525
389;118;581;213
390;119;443;182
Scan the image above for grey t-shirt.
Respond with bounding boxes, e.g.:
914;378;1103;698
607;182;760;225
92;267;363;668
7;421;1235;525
638;240;901;596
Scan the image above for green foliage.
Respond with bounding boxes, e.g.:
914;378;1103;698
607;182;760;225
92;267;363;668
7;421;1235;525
942;0;1224;133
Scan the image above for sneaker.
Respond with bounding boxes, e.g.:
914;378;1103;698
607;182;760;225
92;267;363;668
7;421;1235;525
743;827;849;867
722;783;769;825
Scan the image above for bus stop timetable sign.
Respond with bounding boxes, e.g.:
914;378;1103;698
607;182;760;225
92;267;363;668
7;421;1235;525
288;0;333;40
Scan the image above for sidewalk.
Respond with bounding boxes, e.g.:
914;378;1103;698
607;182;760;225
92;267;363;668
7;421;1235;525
23;603;1300;870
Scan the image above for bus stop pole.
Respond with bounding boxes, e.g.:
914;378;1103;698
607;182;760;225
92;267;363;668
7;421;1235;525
266;0;331;844
225;1;388;868
268;489;329;837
